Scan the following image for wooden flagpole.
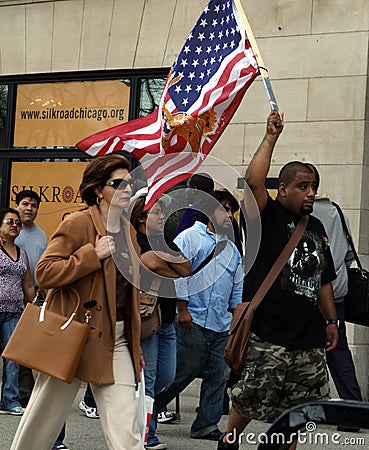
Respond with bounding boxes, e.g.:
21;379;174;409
233;0;279;111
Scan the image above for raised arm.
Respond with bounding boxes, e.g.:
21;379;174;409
245;110;284;213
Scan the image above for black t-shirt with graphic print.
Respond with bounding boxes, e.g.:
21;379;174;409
245;196;336;350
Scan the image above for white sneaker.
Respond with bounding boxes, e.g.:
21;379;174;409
144;443;167;449
0;406;24;416
157;411;177;424
78;400;99;419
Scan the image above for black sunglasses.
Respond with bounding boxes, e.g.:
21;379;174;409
105;178;134;190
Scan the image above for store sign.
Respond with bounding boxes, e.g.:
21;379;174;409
10;162;89;239
14;80;130;147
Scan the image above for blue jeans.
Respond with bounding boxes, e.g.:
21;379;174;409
0;312;22;410
155;323;230;437
52;423;66;448
141;322;176;446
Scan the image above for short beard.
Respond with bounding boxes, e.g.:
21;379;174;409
300;206;313;216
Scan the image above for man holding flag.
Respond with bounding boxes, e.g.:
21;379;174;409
77;0;260;209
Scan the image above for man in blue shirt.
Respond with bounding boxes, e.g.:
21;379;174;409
155;190;243;442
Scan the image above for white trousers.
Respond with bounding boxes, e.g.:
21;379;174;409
11;322;144;450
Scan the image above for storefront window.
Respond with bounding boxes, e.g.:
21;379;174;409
0;84;8;148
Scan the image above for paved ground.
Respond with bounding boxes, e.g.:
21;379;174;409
0;379;368;449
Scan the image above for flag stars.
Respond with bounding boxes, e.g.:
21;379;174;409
167;0;246;111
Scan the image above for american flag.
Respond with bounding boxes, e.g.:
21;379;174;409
76;0;260;209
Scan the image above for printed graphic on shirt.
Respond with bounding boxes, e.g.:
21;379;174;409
281;223;326;304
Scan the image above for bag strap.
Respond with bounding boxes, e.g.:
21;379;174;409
248;214;309;314
192;240;228;275
146;277;161;295
89;270;101;301
332;201;362;270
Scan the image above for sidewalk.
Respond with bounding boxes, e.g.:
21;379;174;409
0;379;368;449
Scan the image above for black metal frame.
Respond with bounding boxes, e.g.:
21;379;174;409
0;67;169;207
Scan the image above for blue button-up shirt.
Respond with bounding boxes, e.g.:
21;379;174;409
174;221;243;333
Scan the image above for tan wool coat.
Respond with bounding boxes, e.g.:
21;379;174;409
35;205;142;384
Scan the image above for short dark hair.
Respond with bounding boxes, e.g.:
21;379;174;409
15;190;41;207
188;173;214;193
0;207;21;224
278;161;314;185
79;154;131;206
306;163;320;191
196;189;239;224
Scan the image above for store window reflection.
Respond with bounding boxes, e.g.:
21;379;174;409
0;84;8;148
139;78;166;117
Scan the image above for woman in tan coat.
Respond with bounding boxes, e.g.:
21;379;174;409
11;154;145;450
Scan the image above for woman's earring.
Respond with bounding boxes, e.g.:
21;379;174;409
97;196;103;205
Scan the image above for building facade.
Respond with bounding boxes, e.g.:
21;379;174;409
0;0;368;397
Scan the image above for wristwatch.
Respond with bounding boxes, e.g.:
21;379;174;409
326;319;340;327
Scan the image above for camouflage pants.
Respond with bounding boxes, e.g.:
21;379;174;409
231;332;329;421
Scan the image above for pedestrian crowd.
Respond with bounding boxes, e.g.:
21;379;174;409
0;110;363;450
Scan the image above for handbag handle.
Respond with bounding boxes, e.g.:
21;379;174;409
247;215;309;314
39;272;101;330
39;287;81;331
332;201;362;271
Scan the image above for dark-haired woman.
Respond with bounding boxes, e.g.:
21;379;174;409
130;195;191;449
11;154;145;450
0;208;34;416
